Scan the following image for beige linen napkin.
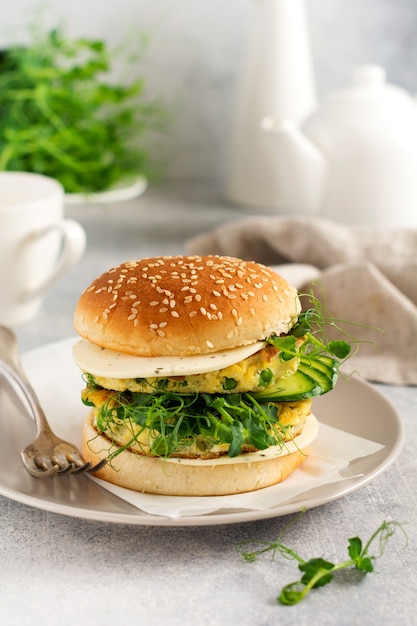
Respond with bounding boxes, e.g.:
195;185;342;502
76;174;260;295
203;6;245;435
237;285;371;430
187;216;417;385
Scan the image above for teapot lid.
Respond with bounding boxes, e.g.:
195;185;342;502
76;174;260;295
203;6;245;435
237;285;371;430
329;64;412;107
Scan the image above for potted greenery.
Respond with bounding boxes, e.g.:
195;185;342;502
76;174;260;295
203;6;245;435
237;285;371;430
0;26;164;198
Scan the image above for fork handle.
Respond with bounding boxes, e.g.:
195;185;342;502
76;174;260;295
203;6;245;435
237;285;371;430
0;326;52;437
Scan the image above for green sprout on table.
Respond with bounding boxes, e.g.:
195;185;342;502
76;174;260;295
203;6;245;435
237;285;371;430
237;511;407;605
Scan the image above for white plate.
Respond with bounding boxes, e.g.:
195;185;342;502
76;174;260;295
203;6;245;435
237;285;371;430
0;339;405;526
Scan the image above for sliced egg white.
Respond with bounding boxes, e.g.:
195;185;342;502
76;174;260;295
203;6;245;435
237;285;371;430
72;339;267;378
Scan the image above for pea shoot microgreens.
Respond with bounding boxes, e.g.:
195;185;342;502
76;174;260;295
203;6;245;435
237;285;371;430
268;293;356;365
83;383;292;461
0;24;165;193
237;510;407;605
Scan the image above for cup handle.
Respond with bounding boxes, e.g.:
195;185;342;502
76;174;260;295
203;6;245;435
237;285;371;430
21;219;87;302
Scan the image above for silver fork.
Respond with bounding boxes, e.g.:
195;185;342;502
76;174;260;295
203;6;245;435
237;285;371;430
0;325;106;477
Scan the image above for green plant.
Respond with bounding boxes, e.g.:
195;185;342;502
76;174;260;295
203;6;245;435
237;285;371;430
237;510;408;605
0;25;164;194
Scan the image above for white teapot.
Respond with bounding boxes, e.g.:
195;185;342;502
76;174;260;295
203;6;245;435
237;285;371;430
263;65;417;227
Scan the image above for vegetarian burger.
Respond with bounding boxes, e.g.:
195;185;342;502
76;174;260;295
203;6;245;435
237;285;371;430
73;255;342;496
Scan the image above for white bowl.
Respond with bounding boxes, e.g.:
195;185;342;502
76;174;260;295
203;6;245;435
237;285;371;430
64;176;147;205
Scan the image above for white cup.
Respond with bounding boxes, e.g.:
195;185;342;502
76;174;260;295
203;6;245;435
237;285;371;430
0;172;86;326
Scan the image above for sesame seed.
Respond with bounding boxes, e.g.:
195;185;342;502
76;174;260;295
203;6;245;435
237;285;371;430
227;330;234;339
189;311;197;317
150;301;159;306
237;317;243;325
206;341;214;349
157;330;166;337
171;311;179;318
159;307;168;313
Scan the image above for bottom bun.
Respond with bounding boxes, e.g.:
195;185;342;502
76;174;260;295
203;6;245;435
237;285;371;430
82;411;313;496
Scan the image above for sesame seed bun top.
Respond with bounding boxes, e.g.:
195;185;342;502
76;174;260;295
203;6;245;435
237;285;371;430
73;255;301;357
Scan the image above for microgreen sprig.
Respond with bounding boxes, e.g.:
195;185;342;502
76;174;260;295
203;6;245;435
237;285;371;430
238;511;407;605
268;289;384;367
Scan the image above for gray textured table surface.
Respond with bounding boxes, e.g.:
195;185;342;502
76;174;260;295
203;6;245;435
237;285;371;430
1;186;416;626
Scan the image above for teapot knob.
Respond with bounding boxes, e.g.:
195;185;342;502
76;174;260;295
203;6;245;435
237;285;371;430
352;65;386;89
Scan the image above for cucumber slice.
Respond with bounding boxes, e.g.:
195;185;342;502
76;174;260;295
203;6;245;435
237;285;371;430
252;355;339;402
298;363;334;393
252;370;322;402
315;354;337;368
302;357;333;375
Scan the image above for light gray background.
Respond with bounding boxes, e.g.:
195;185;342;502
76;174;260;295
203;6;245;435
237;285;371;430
2;0;417;191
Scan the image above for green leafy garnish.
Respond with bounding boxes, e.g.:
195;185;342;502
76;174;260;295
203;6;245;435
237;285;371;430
0;24;166;193
238;511;407;605
268;307;352;365
85;387;294;462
